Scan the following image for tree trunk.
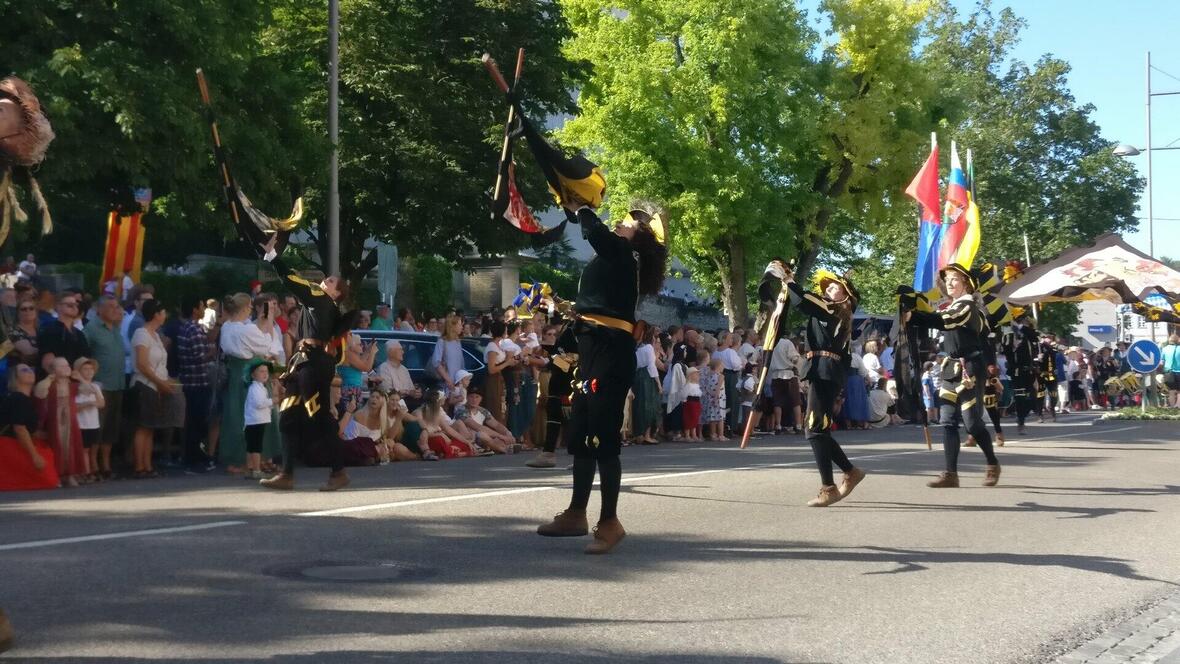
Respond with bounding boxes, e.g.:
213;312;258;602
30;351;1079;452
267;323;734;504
714;235;747;331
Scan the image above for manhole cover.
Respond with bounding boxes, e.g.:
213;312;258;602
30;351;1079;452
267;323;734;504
263;559;437;583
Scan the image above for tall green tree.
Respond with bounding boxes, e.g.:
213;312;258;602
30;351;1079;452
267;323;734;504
559;0;946;327
264;0;585;286
842;2;1142;315
0;0;317;267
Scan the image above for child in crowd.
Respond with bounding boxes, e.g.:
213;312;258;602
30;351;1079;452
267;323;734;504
243;360;276;480
921;361;938;424
701;357;726;441
35;357;87;487
1069;370;1087;412
738;372;756;434
449;369;473;411
682;367;703;441
73;358;105;483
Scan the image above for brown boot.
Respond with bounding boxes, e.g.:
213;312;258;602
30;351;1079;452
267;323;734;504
537;509;589;537
0;608;13;654
318;470;350;492
260;473;295;491
806;485;843;507
964;435;977;447
838;467;866;498
584;517;626;554
996;433;1005;447
926;471;960;488
983;463;1001;487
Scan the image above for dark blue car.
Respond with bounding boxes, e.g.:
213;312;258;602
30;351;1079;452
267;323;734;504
350;329;487;389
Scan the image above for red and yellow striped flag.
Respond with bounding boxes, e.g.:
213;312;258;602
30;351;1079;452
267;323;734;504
100;211;145;297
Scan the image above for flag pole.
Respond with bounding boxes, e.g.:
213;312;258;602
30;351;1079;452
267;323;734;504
485;51;525;210
1022;232;1038;323
740;262;795;449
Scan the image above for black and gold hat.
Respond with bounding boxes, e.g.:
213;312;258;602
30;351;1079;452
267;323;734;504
814;269;860;305
938;262;978;294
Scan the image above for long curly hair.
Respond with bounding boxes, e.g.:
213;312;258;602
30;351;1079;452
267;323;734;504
624;202;668;297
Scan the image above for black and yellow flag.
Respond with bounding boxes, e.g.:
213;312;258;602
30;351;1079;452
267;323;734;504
513;107;606;211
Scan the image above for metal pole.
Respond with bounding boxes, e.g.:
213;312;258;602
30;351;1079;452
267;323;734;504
1146;51;1156;342
327;0;341;277
1023;232;1038;323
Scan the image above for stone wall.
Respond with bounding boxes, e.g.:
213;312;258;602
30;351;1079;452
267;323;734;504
637;295;729;331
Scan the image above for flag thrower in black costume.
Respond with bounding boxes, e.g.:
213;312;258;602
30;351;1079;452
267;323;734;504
742;258;795;449
534;205;667;555
0;76;55;248
483;53;603;245
772;264;868;508
900;263;1001;489
195;69;303;258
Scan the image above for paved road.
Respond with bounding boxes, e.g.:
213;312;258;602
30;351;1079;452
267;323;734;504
1;415;1177;663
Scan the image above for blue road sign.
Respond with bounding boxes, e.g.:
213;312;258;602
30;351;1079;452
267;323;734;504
1127;339;1162;374
1087;325;1115;334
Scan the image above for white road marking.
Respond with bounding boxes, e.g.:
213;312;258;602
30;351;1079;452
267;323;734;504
297;486;557;517
0;520;246;552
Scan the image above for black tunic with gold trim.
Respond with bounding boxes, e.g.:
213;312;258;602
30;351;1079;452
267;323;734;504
563;207;638;459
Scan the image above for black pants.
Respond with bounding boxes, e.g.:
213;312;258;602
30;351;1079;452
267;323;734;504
564;322;633;521
939;359;998;472
805;378;853;486
723;369;740;432
280;348;344;474
1012;373;1036;427
183;386;212;465
542;392;567;454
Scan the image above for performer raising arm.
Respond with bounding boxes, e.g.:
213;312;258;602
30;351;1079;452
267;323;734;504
536;204;666;554
901;264;1001;488
259;234;358;492
762;261;867;507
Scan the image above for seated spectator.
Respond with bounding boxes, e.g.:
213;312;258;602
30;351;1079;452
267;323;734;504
34;357;88;487
336;390;382;466
454;389;515;453
417;389;478;458
385;391;438;461
868;377;894;429
0;364;57;491
376;340;421;406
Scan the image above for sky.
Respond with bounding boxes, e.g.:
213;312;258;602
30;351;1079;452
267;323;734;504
953;0;1180;260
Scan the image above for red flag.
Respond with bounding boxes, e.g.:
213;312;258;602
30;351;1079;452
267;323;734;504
905;143;940;223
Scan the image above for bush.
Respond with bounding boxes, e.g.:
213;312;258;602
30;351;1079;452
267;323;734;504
1100;406;1180;421
412;255;454;318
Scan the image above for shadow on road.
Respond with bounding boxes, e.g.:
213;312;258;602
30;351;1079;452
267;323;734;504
10;651;793;664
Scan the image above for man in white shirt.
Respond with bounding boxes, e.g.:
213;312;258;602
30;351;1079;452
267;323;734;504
769;336;802;433
880;338;895;375
738;331;760;369
17;253;36;281
717;333;745;433
377;340;421;405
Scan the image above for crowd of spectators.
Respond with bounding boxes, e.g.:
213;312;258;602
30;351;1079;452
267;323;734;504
1;260;1177;492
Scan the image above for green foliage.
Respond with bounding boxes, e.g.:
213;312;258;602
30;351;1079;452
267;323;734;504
263;0;586;282
1035;302;1081;338
519;261;578;302
411;256;454;318
0;0;317;266
1101;406;1180;421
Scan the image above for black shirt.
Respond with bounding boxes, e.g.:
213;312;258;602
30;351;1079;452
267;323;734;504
0;391;37;431
786;281;852;382
572;208;638;325
1005;324;1039;379
269;257;342;343
910;295;987;360
37;319;92;369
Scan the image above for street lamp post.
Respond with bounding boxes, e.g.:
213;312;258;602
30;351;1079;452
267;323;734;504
327;0;340;277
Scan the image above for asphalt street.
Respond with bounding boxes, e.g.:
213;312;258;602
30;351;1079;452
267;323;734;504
1;415;1178;663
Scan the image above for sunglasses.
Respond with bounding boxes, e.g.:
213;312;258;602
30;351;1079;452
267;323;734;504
18;306;34;311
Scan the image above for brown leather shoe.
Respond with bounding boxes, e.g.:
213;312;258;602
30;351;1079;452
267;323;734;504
318;470;350;492
584;517;626;554
260;473;295;491
0;608;13;654
537;509;589;537
983;463;1001;487
926;471;960;488
806;485;843;507
964;435;977;447
838;467;866;498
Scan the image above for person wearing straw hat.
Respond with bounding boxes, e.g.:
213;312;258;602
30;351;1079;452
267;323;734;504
766;261;868;507
901;263;1001;488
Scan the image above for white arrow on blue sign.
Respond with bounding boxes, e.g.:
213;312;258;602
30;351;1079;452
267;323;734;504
1127;339;1162;374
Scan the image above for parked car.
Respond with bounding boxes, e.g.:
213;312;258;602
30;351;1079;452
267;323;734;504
349;329;487;389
